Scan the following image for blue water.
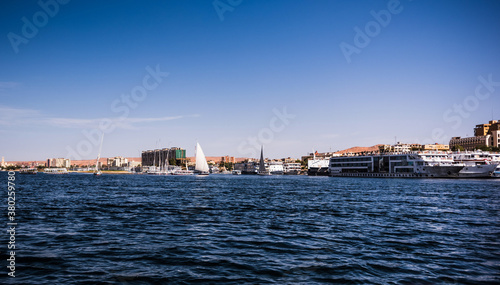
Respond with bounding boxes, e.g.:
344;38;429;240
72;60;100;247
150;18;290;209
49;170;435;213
3;173;500;284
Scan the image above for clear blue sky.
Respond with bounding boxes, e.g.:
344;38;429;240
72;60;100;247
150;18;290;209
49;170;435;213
1;0;499;161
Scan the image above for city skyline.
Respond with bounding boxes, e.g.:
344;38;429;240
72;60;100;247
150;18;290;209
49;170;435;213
1;0;500;161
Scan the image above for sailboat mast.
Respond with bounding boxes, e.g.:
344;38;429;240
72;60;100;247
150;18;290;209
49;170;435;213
153;149;156;169
259;145;265;172
96;133;104;171
166;148;169;172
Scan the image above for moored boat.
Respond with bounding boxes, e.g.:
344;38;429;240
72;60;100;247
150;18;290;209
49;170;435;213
20;168;38;174
307;158;330;176
171;169;194;175
329;151;465;178
494;166;500;178
194;142;210;175
44;168;69;174
94;133;104;176
258;146;271;176
453;151;500;178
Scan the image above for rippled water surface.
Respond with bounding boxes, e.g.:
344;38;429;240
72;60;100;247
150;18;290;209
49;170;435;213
4;173;500;284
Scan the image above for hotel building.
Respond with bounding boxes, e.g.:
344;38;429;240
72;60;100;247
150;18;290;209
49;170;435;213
450;120;500;150
47;158;71;168
141;147;186;167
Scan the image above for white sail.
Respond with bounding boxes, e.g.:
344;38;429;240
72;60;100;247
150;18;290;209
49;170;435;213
195;142;210;173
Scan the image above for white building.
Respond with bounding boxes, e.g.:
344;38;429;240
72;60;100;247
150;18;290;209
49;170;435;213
47;158;71;168
107;157;129;167
268;161;284;175
283;162;301;174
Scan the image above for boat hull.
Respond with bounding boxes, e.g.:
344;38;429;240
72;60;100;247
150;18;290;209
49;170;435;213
422;165;463;178
307;167;329;176
172;170;194;176
329;165;465;179
458;164;498;178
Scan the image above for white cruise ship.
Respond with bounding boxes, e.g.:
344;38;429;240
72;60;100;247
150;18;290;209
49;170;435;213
329;151;464;178
307;158;330;176
453;151;499;178
44;168;69;174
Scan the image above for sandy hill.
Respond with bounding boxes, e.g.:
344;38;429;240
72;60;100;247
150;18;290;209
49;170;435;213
334;144;383;155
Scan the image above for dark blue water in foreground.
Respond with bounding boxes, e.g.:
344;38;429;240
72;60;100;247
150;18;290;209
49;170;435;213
3;173;500;284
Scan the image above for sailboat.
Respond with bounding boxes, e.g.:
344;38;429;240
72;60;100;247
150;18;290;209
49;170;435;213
258;145;271;176
195;142;210;175
94;133;104;176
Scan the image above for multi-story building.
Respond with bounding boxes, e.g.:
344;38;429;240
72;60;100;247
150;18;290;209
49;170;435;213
47;158;71;168
450;135;492;150
421;144;450;151
234;160;259;175
301;151;337;161
474;121;492;136
141;147;186;167
489;121;500;148
380;143;450;153
107;156;129;167
379;143;416;153
221;155;235;164
283;162;301;175
450;120;500;150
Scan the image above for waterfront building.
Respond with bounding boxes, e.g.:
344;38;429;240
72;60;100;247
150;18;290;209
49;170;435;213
268;161;284;175
141;147;186;167
283;162;301;175
234;160;259;175
421;144;450;151
380;143;413;153
489;121;500;147
107;156;129;168
380;143;449;153
450;135;491;150
474;121;493;136
301;151;338;161
450;120;500;150
221;155;235;164
105;156;131;170
47;158;71;168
